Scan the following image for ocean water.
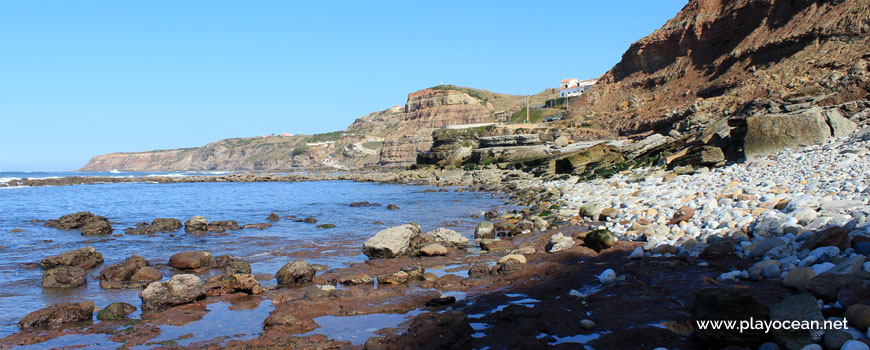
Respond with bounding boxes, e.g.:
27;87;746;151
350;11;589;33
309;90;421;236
0;178;509;337
0;170;236;184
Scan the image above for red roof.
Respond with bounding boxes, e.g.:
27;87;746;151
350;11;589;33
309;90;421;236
560;78;578;83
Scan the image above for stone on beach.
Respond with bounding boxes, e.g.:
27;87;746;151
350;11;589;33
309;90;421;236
362;223;422;259
419;243;448;256
276;259;316;286
140;274;205;311
583;229;615;252
421;228;469;248
17;301;94;330
474;221;495;239
546;232;574;253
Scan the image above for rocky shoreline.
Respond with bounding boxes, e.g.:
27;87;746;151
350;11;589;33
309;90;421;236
1;126;869;349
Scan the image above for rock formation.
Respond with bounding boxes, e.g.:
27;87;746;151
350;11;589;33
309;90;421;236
572;0;870;136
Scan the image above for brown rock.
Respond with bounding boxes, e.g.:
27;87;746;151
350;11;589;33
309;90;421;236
339;274;374;285
275;259;316;286
845;304;870;331
130;266;162;282
377;271;410;285
267;212;280;222
18;301;94;330
42;266;88;288
168;251;212;270
667;206;694;225
419;243;449;256
802;226;851;251
40;246;104;270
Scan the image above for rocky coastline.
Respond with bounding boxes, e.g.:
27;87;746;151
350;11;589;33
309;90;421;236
0;124;867;349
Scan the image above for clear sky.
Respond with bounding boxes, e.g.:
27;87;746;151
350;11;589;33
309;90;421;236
0;1;687;171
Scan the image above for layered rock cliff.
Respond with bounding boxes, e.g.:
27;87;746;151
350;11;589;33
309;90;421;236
572;0;870;135
378;88;496;166
82;85;550;171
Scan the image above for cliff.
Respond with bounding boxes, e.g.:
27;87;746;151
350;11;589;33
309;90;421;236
82;86;553;171
572;0;870;135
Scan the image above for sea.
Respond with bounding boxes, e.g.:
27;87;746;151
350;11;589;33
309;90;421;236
0;171;510;338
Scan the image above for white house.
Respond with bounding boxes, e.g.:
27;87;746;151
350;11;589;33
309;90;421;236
559;78;597;98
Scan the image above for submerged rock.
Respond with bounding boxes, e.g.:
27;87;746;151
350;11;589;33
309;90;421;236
18;301;94;330
140;274;205;311
96;302;137;321
42;266;87;288
124;218;182;235
44;212;113;236
184;216;208;233
267;212;280;222
40;246;103;270
99;255;161;289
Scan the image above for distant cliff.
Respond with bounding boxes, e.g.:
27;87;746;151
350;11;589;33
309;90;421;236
81;85;554;171
572;0;870;135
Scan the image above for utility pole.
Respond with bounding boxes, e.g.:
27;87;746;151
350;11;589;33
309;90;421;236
525;87;529;124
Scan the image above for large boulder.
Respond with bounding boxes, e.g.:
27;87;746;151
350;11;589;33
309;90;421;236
769;293;824;350
18;301;94;330
743;107;855;158
42;266;88;288
276;259;316;286
362;223;423;259
691;288;769;347
40;246;103;270
169;251;212;270
124;218;183;235
421;228;469;249
99;255;161;289
96;302;137;321
140;274;205;311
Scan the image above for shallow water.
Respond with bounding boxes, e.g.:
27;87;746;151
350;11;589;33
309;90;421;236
0;180;508;337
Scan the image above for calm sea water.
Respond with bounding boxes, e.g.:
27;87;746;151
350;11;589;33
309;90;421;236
0;177;508;337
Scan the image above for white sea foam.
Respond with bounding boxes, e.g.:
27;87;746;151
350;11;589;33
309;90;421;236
109;169;121;174
0;177;21;183
145;173;186;178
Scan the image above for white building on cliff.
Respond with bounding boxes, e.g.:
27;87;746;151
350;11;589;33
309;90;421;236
559;78;597;98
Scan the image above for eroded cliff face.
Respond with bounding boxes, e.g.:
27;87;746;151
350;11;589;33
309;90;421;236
81;87;538;171
573;0;870;135
378;89;495;166
81;137;306;171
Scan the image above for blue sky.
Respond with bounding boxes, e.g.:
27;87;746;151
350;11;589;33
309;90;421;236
0;1;687;171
